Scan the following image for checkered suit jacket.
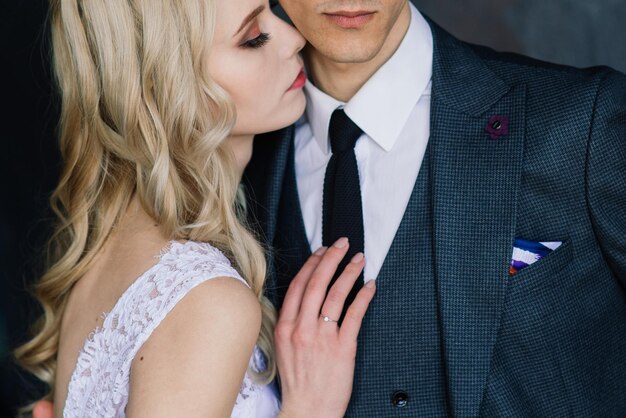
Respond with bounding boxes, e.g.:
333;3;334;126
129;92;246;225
243;18;626;417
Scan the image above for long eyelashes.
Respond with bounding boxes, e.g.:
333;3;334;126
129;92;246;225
240;32;271;49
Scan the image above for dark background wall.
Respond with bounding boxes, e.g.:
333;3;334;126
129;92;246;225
1;0;625;415
413;0;626;73
1;0;58;415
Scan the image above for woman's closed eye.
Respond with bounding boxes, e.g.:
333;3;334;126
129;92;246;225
240;32;271;49
239;20;271;50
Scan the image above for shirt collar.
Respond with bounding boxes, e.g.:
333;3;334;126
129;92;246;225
305;4;433;154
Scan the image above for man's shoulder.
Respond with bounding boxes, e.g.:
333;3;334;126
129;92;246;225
429;22;624;118
467;41;625;96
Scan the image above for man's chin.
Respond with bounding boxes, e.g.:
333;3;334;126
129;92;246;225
308;40;384;65
324;49;382;65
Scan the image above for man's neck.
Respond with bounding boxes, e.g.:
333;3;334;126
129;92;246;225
305;3;412;103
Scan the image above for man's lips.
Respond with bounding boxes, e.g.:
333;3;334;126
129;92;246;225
326;10;373;17
323;11;376;29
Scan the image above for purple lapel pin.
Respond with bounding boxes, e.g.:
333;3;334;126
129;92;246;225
485;115;509;139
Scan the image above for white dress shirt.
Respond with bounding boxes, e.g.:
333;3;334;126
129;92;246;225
294;4;434;281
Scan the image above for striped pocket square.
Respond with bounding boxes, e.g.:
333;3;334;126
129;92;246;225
510;239;562;276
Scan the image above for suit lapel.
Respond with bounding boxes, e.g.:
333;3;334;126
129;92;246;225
427;22;527;416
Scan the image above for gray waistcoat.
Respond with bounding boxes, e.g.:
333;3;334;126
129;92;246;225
272;140;449;416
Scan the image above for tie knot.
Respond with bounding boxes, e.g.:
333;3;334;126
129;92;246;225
328;108;363;154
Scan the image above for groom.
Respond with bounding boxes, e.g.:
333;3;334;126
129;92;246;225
244;0;626;416
33;0;625;416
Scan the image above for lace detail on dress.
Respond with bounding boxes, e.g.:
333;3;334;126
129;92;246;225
232;347;280;418
63;241;280;418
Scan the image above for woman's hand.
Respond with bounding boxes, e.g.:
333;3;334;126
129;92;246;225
275;238;376;418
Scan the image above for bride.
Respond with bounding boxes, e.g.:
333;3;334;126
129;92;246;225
15;0;375;416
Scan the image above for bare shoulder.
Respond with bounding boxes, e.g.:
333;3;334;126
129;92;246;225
126;276;262;417
141;275;262;350
158;275;262;335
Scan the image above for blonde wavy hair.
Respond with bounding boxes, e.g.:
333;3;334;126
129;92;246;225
15;0;276;403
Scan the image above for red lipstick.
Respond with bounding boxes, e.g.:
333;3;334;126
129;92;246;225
288;69;307;91
324;11;375;29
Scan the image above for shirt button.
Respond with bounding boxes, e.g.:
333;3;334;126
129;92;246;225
391;391;409;408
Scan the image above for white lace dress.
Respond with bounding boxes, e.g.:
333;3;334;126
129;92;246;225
63;241;280;418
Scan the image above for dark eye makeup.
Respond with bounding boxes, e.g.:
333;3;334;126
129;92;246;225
239;19;271;49
240;32;271;49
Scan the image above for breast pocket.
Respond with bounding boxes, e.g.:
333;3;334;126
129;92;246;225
507;238;573;294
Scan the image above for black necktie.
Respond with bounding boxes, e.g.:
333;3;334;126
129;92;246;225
322;108;364;319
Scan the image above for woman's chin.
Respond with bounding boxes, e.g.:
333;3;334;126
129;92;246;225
260;103;306;135
274;93;307;131
234;91;306;138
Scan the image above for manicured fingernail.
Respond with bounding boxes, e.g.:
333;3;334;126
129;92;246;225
334;237;349;248
351;252;364;263
365;279;376;288
314;246;328;256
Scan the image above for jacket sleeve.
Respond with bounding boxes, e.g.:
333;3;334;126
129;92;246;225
586;69;626;288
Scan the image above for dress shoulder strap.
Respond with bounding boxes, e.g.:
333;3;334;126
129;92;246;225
64;240;248;416
121;241;248;354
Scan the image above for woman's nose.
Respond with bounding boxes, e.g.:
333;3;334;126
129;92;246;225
276;16;306;57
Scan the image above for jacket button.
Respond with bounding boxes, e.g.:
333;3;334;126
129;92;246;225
391;391;409;408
